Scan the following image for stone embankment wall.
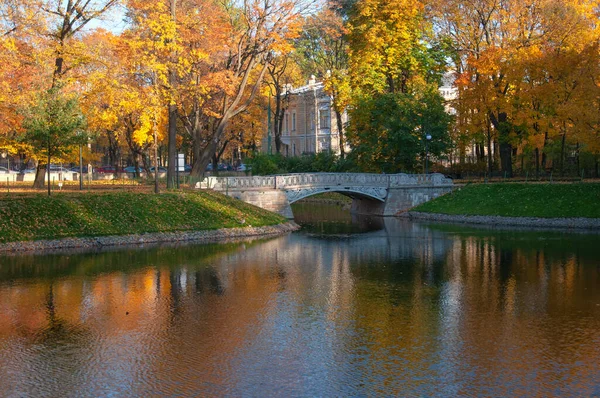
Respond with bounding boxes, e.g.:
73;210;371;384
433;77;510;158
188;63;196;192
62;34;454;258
401;212;600;230
0;222;299;254
351;186;453;216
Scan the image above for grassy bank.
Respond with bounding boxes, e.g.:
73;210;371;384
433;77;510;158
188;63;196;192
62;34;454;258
0;191;286;243
413;183;600;219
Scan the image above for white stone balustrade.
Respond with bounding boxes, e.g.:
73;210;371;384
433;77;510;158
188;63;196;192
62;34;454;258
198;172;453;218
202;173;452;191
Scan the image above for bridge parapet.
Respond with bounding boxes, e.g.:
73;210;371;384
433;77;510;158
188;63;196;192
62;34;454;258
202;173;452;191
202;176;275;190
198;172;453;218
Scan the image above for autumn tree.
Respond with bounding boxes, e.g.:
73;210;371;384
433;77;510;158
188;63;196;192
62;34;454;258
345;0;452;172
0;1;46;168
186;0;307;178
265;53;303;154
296;5;350;156
14;0;119;188
431;0;600;177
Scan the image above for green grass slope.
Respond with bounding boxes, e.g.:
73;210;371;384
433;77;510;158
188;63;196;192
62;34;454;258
0;191;286;243
413;183;600;219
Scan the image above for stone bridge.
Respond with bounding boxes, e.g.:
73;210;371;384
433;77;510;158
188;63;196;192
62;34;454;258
199;173;453;219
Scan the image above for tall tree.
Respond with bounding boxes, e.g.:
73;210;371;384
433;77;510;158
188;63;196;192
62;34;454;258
27;0;119;188
166;0;178;188
188;0;306;177
345;0;451;171
297;6;350;156
266;53;302;154
20;88;87;196
431;0;600;177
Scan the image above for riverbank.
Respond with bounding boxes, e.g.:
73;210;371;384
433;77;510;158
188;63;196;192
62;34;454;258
0;191;289;246
406;183;600;230
401;212;600;230
0;222;299;253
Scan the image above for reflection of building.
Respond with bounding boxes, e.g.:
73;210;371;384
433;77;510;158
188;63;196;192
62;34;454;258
264;76;349;156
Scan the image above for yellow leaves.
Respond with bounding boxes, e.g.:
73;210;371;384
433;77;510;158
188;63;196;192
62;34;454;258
133;112;154;146
348;0;427;95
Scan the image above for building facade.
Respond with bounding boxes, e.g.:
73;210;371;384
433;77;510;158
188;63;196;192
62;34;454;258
264;76;349;156
263;73;457;157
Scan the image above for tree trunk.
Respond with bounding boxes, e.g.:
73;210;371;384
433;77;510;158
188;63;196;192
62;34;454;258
499;142;513;177
486;120;492;175
107;130;120;179
520;152;524;175
335;107;345;158
190;135;204;177
560;130;566;175
535;148;540;178
212;154;219;176
133;155;141;179
273;89;283;154
541;131;548;171
489;111;513;178
493;140;500;166
33;163;46;189
576;142;580;176
167;102;177;188
141;153;151;175
166;0;178;188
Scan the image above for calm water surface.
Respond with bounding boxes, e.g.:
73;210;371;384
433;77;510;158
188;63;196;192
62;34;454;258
0;203;599;397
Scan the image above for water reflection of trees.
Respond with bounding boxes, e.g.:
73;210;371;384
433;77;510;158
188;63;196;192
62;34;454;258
0;222;598;395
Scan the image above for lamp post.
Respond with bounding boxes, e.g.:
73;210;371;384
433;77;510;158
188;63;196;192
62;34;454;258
314;85;318;154
425;134;432;175
78;138;84;190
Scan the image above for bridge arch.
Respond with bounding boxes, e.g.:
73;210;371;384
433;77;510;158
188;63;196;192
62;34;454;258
199;173;453;218
285;187;387;204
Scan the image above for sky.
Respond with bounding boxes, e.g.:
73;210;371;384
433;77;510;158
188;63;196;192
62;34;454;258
84;4;128;34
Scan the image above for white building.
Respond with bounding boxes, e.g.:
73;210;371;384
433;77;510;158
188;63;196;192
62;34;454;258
263;73;457;156
439;72;458;114
264;76;349;156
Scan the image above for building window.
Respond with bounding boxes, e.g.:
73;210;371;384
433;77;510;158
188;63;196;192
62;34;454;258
292;113;296;131
320;109;330;129
285;113;289;133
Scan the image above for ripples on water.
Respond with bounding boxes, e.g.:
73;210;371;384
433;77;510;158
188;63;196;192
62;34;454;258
0;204;598;396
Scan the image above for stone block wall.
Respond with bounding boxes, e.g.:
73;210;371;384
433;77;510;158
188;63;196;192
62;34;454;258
227;189;293;219
381;186;453;216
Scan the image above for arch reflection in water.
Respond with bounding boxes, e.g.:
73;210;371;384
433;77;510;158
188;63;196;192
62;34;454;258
0;217;598;396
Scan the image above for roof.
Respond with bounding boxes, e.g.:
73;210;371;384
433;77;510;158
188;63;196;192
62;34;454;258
290;82;324;95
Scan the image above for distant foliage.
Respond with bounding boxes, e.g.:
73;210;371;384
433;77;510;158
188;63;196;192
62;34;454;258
347;89;453;173
19;88;87;162
249;153;360;175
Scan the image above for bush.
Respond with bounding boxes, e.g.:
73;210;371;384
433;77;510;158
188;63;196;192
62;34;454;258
248;154;279;175
248;152;360;175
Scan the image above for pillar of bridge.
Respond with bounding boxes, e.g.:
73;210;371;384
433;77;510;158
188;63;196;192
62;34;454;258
381;186;453;216
228;189;294;219
350;197;386;216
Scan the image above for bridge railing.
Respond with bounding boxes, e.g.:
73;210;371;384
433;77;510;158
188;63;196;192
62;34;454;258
200;173;452;191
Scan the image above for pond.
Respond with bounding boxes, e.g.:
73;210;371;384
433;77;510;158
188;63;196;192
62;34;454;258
0;203;598;396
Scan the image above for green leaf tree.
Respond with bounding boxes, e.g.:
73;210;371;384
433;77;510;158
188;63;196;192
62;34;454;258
20;88;87;195
347;88;452;173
